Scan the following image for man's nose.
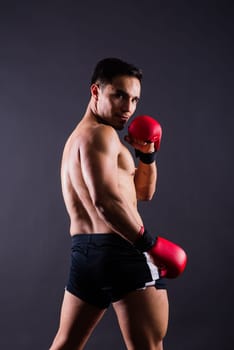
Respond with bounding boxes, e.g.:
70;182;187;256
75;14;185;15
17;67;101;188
122;98;133;112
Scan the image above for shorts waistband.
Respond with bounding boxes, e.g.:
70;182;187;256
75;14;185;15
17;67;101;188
71;233;131;247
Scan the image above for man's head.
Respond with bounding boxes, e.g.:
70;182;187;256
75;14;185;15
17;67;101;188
90;58;142;130
91;57;143;87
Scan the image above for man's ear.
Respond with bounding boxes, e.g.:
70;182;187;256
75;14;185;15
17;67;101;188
90;83;99;100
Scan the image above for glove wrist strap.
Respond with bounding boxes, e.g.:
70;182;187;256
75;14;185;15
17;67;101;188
134;229;155;252
135;149;156;164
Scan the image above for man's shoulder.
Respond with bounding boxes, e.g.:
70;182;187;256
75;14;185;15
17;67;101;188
96;123;119;141
78;122;120;148
80;126;123;161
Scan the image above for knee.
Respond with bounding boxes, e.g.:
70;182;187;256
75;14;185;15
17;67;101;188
149;333;166;350
142;326;167;349
49;332;72;350
129;329;166;350
131;338;164;350
153;324;167;344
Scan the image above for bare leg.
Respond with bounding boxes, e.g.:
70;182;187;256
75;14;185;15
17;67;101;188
49;291;106;350
113;287;169;350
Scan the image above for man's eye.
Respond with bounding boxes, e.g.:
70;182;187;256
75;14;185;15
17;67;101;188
115;93;124;99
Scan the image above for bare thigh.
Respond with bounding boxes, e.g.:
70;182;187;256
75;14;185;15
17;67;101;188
113;287;169;350
49;291;106;350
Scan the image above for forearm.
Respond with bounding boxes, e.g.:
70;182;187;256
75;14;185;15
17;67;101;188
126;114;162;200
94;193;143;242
134;161;157;200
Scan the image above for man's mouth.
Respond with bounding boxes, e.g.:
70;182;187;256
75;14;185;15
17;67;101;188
118;115;129;121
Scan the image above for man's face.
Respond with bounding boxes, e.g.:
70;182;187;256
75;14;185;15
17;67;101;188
94;75;141;130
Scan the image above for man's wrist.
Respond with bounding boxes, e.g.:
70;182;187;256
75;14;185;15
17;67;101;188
134;228;155;252
135;149;156;164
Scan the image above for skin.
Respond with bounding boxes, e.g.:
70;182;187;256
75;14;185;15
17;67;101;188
49;75;169;350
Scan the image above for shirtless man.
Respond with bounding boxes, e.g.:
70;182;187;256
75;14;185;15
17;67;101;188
49;58;184;350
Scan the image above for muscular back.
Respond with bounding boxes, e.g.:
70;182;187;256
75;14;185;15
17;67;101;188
61;115;142;236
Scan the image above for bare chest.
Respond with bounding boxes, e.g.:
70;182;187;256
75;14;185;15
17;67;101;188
118;144;135;175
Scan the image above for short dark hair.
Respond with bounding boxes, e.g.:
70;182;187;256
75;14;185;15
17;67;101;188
91;57;143;86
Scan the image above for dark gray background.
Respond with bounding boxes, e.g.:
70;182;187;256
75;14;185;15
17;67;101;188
1;0;233;349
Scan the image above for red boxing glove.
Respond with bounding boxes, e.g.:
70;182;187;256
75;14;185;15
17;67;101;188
128;115;162;151
134;230;187;279
149;236;187;278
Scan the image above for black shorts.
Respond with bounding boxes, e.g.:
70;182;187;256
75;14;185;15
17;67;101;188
66;233;166;309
